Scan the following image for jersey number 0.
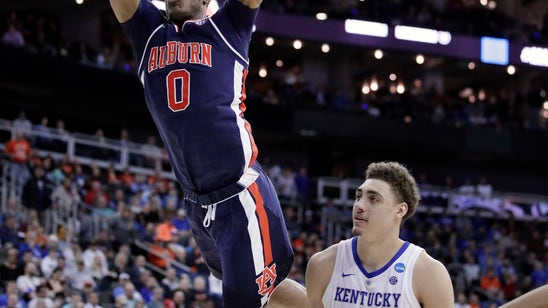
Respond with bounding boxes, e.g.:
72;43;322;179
167;69;190;112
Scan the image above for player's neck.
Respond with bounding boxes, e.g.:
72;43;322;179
356;236;404;272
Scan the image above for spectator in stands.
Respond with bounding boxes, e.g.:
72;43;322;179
187;275;214;307
454;291;471;308
84;180;109;206
480;266;503;297
275;165;298;202
16;261;45;302
139;274;159;304
502;272;519;301
82;291;102;308
139;135;162;169
0;248;24;287
40;242;59;279
530;260;548;287
136;201;161;228
21;166;52;227
109;205;138;250
459;177;476;195
27;283;54;308
127;255;147;287
170;288;188;307
4;130;32;189
45;267;67;303
32;116;53;150
52;119;70;152
0;214;22;248
160;267;179;296
51;175;81;217
294;165;311;209
476;176;493;198
12;110;32;137
122;281;143;306
112;272;131;301
61;291;84;308
171;208;191;245
146;286;167;308
2;21;25;47
18;228;47;262
82;240;108;279
71;259;95;291
462;248;481;289
0;280;26;308
91;194;116;231
118;167;134;188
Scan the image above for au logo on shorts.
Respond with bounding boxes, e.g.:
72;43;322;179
256;263;277;297
394;262;406;273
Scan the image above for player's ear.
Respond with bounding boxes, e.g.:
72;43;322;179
396;202;408;219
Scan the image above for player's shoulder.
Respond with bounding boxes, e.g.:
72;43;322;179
413;250;454;304
308;242;340;269
415;250;446;272
413;249;446;282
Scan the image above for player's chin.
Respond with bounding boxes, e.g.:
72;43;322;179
351;226;363;236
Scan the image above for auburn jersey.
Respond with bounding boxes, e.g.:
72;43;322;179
122;0;258;193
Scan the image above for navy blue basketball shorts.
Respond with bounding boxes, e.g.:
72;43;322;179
184;163;294;307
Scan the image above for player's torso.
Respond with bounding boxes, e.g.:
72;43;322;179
139;20;252;192
322;238;422;308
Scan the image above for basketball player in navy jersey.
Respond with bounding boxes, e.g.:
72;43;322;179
305;162;454;307
107;0;307;307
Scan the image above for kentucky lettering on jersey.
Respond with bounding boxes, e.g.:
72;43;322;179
148;41;212;72
322;237;424;308
333;287;401;307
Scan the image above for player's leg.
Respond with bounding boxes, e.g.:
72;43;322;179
266;278;308;308
214;178;294;307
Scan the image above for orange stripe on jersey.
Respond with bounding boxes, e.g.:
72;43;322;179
238;68;258;166
248;182;273;266
244;120;258;167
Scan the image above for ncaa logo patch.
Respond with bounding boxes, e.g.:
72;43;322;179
389;276;398;285
394;262;405;273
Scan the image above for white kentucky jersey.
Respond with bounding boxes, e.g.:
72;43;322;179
322;237;423;307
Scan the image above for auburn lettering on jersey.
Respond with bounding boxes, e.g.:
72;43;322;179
148;41;213;72
333;287;402;307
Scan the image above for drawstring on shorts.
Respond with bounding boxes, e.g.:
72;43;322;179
202;203;217;227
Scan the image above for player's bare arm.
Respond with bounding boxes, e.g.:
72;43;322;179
305;244;338;308
239;0;262;9
109;0;140;23
413;251;454;308
499;284;548;308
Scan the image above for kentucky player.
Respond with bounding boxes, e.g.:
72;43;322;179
107;0;307;306
306;162;454;307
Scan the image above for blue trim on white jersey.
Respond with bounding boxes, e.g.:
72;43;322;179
352;237;411;278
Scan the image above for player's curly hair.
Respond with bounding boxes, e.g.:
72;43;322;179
365;161;420;223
